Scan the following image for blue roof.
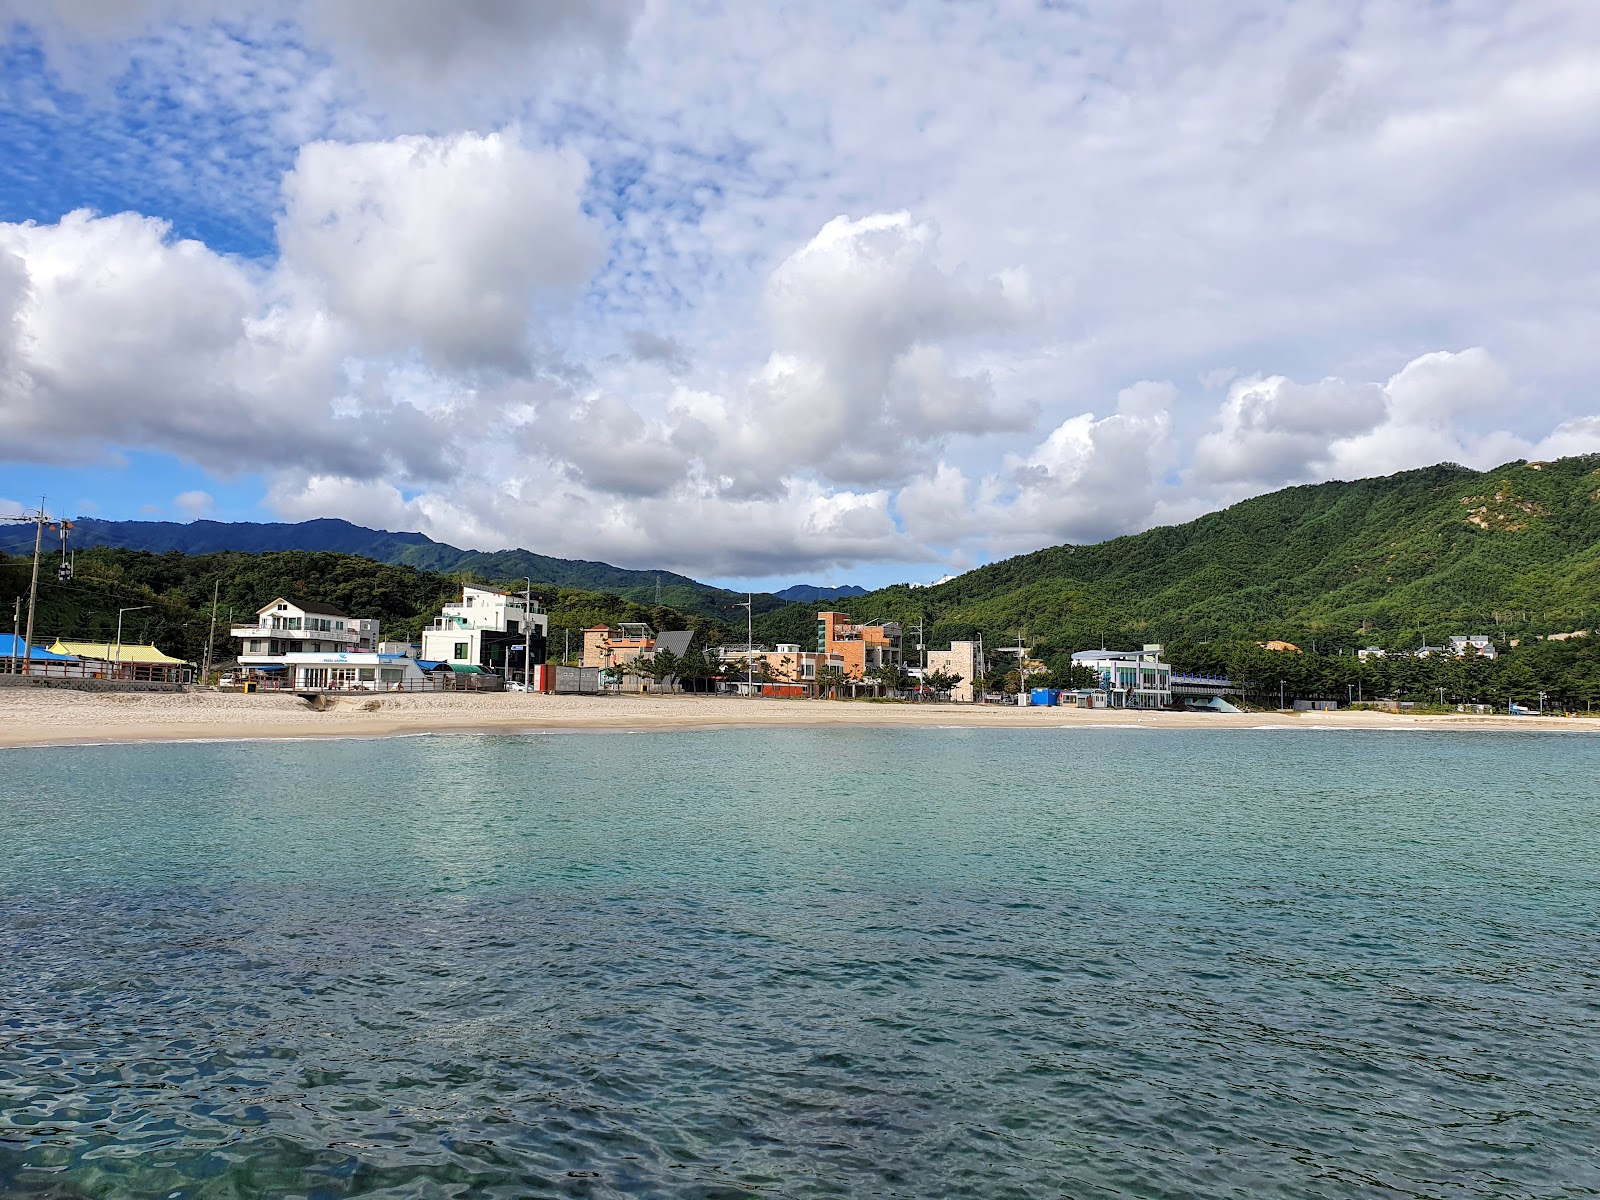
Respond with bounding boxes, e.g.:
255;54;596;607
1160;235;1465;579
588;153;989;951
0;634;78;662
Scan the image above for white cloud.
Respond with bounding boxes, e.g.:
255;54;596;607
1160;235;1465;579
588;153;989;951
278;130;600;370
4;1;1600;582
173;489;215;516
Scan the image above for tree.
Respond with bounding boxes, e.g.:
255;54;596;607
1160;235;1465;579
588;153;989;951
867;662;907;696
632;648;681;692
923;668;963;698
814;664;848;699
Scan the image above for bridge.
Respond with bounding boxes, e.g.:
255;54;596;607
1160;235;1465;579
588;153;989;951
1170;672;1241;698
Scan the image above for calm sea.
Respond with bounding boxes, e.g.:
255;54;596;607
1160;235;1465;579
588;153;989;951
2;728;1598;1198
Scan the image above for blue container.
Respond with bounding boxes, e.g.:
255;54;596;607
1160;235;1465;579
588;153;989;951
1030;688;1056;706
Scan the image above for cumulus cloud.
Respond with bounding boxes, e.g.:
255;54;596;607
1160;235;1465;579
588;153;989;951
899;381;1177;554
278;130;600;370
173;489;214;515
1189;348;1564;493
6;1;1600;581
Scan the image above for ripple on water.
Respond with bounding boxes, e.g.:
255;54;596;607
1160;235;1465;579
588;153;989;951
2;728;1599;1198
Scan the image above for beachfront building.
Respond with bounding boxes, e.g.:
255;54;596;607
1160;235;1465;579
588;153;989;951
231;599;371;658
1;635;81;677
582;623;656;672
817;611;902;680
1071;645;1174;709
718;643;847;693
279;651;434;691
50;640;190;683
924;640;981;702
420;584;548;682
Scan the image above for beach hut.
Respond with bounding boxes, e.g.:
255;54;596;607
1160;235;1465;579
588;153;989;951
0;634;81;677
51;641;190;683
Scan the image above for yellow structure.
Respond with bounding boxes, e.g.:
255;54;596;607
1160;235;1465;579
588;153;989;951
50;641;189;682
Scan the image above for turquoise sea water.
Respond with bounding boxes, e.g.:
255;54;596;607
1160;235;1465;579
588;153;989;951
2;727;1598;1198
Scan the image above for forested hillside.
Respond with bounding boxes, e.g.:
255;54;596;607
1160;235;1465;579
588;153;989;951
757;457;1600;652
0;547;735;666
0;517;785;622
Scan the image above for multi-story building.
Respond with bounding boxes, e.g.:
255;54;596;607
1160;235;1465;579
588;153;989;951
1071;645;1173;709
582;623;657;671
816;611;902;680
420;584;548;681
923;640;981;702
718;643;847;691
233;598;372;662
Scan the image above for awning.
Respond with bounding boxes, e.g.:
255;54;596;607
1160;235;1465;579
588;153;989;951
416;660;443;670
446;664;485;674
245;664;287;671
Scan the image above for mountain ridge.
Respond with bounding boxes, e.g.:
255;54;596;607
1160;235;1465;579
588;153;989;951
0;516;786;621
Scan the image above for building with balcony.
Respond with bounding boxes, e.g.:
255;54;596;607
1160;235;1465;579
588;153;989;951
582;623;656;671
232;599;372;668
1071;645;1173;709
816;611;902;680
419;584;547;682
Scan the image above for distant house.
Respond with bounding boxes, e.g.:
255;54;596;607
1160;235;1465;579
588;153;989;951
278;651;434;692
1357;646;1385;662
420;584;547;682
1448;635;1498;660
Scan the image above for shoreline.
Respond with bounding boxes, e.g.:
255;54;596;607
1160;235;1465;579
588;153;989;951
1;689;1593;749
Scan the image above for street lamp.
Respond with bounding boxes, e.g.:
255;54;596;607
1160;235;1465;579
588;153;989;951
113;605;151;681
733;595;754;699
1279;679;1286;710
1438;686;1446;710
1538;691;1547;714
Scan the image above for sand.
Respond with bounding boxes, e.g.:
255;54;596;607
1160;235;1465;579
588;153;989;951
0;687;1591;748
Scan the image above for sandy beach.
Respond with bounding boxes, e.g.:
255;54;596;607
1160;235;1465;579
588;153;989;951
0;687;1592;748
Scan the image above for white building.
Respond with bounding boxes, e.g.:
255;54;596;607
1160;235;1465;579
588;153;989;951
280;652;433;691
420;584;548;680
1448;635;1498;660
233;598;378;665
1071;645;1173;709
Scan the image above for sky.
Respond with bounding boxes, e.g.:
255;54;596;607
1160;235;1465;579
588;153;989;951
1;1;1598;592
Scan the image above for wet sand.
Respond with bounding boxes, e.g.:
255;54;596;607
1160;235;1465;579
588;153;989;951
0;688;1590;748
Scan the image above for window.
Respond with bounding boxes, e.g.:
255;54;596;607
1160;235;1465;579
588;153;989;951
453;642;470;661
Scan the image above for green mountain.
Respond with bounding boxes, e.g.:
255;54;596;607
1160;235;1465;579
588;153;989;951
755;456;1600;658
0;517;784;622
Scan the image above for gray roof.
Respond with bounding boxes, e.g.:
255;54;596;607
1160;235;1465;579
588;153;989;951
654;630;696;658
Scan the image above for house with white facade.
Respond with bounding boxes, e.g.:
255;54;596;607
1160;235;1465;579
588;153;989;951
233;598;379;672
1447;635;1498;660
1071;645;1174;709
420;584;548;682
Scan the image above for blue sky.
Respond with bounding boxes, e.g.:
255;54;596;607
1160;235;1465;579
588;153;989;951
3;1;1599;589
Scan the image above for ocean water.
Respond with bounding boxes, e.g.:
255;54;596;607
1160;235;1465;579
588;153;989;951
2;727;1598;1199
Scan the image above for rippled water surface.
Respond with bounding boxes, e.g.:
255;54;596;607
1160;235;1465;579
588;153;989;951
3;727;1599;1198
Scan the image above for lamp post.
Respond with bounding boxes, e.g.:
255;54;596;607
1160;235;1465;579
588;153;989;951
1279;679;1286;710
1538;691;1547;714
523;577;533;690
733;595;754;699
114;606;151;682
1438;686;1446;710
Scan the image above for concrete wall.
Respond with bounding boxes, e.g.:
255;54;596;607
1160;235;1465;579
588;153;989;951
0;674;185;694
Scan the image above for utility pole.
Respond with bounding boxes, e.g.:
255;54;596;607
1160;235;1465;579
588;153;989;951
22;498;45;677
201;579;220;687
115;606;152;682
